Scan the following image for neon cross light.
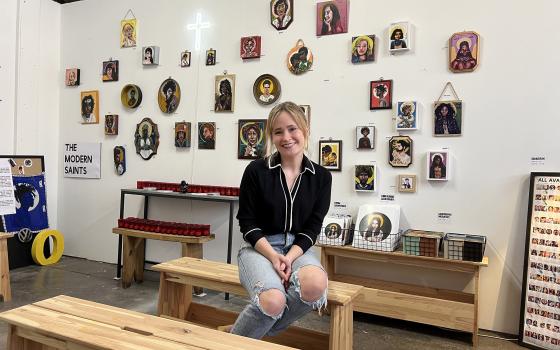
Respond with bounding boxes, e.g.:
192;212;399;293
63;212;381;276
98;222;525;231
187;12;211;51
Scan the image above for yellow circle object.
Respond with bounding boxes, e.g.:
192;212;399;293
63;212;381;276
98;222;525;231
31;229;64;265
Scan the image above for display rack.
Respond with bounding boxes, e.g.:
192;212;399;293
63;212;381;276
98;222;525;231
318;244;488;346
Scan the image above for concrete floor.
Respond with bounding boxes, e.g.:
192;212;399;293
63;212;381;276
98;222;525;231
0;256;523;350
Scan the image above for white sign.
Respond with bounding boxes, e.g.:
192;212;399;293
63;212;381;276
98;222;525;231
437;212;453;224
0;159;16;215
63;143;101;179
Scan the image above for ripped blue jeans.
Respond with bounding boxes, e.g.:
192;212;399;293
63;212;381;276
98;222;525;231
230;233;328;339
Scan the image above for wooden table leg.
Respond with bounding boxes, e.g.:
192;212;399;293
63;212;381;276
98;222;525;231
157;272;192;320
0;238;12;302
182;243;203;295
329;303;353;350
122;235;145;288
472;268;480;347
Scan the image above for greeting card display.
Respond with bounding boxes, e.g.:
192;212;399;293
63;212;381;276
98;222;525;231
319;214;353;246
353;204;401;251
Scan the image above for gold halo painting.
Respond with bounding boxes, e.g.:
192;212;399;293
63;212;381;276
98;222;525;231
253;74;281;105
238;119;266;159
121;84;142;109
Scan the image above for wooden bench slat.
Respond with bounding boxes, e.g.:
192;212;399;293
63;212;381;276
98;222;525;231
113;228;215;244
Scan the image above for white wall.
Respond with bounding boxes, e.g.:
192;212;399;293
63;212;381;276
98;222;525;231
56;0;560;335
0;0;18;154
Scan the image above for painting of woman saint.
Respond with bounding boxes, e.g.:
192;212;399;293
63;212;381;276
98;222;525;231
449;31;479;72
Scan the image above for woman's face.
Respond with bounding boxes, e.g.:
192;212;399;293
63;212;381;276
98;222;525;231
247;128;258;145
124;25;133;39
277;2;286;16
441;105;449;116
272;111;305;159
145;50;152;59
323;6;333;23
394;31;402;40
357;40;368;56
370;219;379;231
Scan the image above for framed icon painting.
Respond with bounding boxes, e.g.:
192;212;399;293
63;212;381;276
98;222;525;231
80;90;99;124
316;0;348;36
449;31;479;72
142;46;159;65
271;0;293;30
134;118;160;160
65;68;80;86
355;165;376;192
120;84;142;109
319;140;342;171
175;122;191;148
104;115;118;135
356;126;375;149
253;74;281;105
396;101;418;130
370;80;392;110
398;174;416;193
206;49;216;65
433;101;462;136
287;39;313;75
238;119;266;160
241;36;261;59
102;60;118;82
388;136;412;168
113;146;126;175
427;150;450;181
180;50;191;67
389;22;410;53
351;35;375;63
158;78;181;114
198;122;216;149
120;19;137;48
215;74;235;112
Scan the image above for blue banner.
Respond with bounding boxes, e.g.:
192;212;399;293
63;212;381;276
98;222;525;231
2;174;49;234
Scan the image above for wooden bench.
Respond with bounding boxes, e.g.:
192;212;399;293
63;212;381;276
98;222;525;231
0;233;13;302
0;295;296;350
153;257;363;350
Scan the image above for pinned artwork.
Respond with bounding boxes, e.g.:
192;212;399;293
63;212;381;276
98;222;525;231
271;0;293;31
253;74;281;105
389;22;410;52
449;31;479;72
198;122;216;149
113;146;126;175
299;105;311;127
287;39;313;75
206;49;216;65
120;19;137;48
104;115;118;135
180;51;191;67
142;46;160;65
215;74;235;112
398;174;416;193
238;119;266;160
316;0;348;36
240;36;261;59
389;135;412;168
80;90;99;124
427;151;450;181
370;79;392;110
351;35;375;63
396;101;418;130
65;68;80;86
175;122;191;148
356;126;375;150
355;165;376;192
158;78;181;114
353;204;401;251
434;101;462;136
134;118;159;160
121;84;142;109
102;60;119;82
319;140;342;171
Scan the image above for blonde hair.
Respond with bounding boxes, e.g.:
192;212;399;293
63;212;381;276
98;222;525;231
265;101;310;157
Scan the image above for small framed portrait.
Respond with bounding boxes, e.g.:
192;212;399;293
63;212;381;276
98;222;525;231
175;122;191;148
351;35;375;63
356;126;375;149
102;60;119;82
180;50;191;67
113;146;126;175
299;105;311;127
271;0;293;31
316;0;348;36
120;84;142;109
120;19;137;48
206;49;216;66
158;78;181;114
134;118;160;160
449;31;479;73
319;140;342;171
80;90;99;124
65;68;80;86
240;36;261;59
104;115;118;135
198;122;216;149
389;22;410;52
434;101;462;136
355;165;376;192
287;39;313;75
253;74;281;105
238;120;267;160
398;174;416;193
389;135;412;167
215;74;235;112
142;46;159;65
427;151;450;181
370;80;392;110
396;101;418;130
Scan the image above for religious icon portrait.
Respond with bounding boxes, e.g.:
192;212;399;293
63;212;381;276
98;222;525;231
370;80;393;110
356;211;393;242
238;120;266;160
102;60;119;82
121;84;142;109
396;101;418;130
158;78;181;114
355;165;376;192
287;39;313;75
299;105;311;127
206;49;216;66
449;31;479;72
215;74;235;112
389;135;412;167
80;90;99;124
270;0;293;31
198;122;216;150
433;101;462;136
351;35;375;63
142;46;159;65
324;222;342;239
134;118;160;160
104;115;118;135
120;19;137;48
180;50;191;67
65;68;80;86
316;0;348;36
319;140;342;171
427;151;450;181
389;22;410;52
113;146;126;175
253;74;281;105
356;126;375;149
175;122;191;148
240;36;261;59
398;174;416;193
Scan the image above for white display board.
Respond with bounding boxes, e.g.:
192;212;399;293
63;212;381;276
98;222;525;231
63;143;101;179
0;159;16;215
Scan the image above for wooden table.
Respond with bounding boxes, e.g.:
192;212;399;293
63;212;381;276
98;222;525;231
0;295;296;350
0;233;13;302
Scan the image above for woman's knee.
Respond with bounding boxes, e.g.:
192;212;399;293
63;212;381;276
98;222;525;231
296;266;328;302
258;288;286;317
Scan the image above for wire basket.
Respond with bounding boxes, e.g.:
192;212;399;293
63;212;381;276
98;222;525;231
402;230;444;257
443;233;486;262
351;229;402;252
318;226;354;246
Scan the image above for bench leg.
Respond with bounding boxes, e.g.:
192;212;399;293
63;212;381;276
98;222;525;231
329;304;353;350
158;272;192;320
0;239;11;302
181;243;203;295
122;236;145;288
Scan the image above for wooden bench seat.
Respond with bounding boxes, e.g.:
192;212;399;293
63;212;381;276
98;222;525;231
0;295;296;350
153;257;363;350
